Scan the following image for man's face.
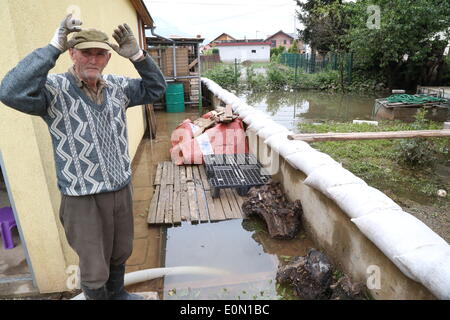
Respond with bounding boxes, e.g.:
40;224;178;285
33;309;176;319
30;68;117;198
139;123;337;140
69;48;111;83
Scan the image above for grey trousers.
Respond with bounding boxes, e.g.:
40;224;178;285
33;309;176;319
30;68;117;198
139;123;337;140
59;183;134;289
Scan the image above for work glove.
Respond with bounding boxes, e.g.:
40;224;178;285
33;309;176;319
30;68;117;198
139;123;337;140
110;24;143;61
50;13;82;52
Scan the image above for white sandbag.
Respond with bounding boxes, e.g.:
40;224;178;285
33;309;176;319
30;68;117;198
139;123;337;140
244;114;269;126
217;91;229;103
326;184;402;219
278;140;314;158
394;244;450;300
257;123;289;140
225;94;240;106
237;107;254;119
264;132;294;153
235;105;252;116
203;79;220;93
233;102;249;113
287;153;341;177
351;210;448;280
247;118;275;132
304;165;367;196
243;110;270;125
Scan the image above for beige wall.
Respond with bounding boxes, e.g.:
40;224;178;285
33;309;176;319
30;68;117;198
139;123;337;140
0;0;147;293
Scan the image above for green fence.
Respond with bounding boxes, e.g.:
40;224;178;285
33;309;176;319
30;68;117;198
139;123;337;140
280;52;353;82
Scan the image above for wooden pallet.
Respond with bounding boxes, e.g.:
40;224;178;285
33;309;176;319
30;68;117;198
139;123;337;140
147;161;246;225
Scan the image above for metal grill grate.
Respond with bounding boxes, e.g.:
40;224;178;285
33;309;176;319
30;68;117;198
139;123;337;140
204;154;270;197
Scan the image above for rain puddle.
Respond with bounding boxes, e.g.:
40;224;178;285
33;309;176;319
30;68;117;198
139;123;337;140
162;218;313;300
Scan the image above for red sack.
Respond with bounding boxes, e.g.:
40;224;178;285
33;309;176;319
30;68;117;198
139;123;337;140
170;112;248;165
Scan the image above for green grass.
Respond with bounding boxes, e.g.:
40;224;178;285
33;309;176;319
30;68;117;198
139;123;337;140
298;120;450;209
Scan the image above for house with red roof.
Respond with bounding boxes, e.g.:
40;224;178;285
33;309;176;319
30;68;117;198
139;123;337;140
265;30;305;53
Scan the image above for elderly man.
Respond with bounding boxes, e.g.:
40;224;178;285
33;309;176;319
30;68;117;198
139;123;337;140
0;15;167;300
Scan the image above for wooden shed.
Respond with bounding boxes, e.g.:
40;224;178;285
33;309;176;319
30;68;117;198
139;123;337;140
146;35;205;111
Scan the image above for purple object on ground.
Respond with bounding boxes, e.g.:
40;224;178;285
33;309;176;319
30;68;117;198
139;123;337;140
0;206;17;250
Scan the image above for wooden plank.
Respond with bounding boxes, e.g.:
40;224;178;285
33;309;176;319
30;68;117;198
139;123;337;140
232;189;245;217
167;161;174;185
164;185;173;225
155;162;169;224
220;189;235;219
188;58;198;69
164;162;174;224
192;166;209;222
145;104;156;139
225;188;242;219
153;162;163;185
212;196;227;221
147;185;160;224
288;129;450;142
179;166;190;222
224;104;233;117
185;165;199;223
203;189;216;220
172;164;182;224
198;165;210;191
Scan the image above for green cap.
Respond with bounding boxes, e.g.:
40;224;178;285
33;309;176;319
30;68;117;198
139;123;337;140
70;29;112;50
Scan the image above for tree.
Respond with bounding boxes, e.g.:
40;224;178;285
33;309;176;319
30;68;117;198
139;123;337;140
347;0;450;89
295;0;345;55
296;0;353;91
288;39;300;53
296;0;450;89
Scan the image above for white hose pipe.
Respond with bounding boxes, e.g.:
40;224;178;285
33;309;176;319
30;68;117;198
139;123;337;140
71;266;229;300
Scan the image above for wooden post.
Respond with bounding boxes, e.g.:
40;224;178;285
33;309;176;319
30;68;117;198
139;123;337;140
288;129;450;142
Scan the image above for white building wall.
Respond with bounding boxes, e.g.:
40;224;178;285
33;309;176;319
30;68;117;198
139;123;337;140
217;45;270;63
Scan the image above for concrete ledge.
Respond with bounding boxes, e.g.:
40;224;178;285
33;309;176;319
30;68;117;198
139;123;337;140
201;77;446;299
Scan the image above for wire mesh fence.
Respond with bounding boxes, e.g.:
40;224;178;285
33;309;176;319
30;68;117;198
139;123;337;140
279;52;353;82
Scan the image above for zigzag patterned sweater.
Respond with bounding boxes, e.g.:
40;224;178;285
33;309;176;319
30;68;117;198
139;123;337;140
0;45;167;196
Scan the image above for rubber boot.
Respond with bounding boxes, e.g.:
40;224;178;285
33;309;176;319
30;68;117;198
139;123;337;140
81;284;109;300
106;264;144;300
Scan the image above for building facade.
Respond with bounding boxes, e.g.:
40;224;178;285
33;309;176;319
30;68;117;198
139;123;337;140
215;41;271;63
0;0;154;294
265;30;305;53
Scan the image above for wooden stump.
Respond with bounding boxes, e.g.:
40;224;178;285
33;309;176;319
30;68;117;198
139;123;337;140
276;248;367;300
242;181;302;239
276;248;333;300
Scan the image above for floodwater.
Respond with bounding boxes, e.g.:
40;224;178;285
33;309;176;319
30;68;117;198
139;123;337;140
129;109;315;300
239;90;385;132
163;218;313;300
157;91;383;300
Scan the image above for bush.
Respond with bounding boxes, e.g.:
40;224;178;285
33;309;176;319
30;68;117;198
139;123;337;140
394;110;445;167
245;65;267;91
267;63;290;89
292;70;340;90
203;64;240;90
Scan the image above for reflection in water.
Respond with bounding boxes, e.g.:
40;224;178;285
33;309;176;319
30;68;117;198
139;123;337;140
163;218;313;300
239;90;384;132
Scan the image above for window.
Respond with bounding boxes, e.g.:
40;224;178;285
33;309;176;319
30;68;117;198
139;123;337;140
251;50;256;53
283;40;287;44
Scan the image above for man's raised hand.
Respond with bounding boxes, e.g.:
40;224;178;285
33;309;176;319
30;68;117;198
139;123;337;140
110;24;143;61
50;13;82;52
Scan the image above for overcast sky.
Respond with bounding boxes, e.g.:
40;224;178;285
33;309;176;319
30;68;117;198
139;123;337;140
143;0;301;44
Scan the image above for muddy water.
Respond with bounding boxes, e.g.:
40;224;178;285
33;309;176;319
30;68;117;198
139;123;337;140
163;218;313;300
129;110;314;300
239;90;384;132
